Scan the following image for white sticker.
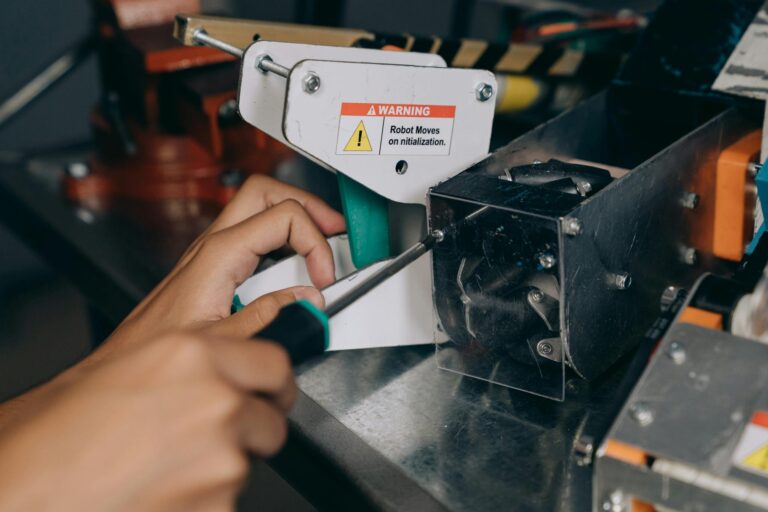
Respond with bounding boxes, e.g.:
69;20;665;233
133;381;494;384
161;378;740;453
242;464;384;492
733;412;768;477
336;102;455;156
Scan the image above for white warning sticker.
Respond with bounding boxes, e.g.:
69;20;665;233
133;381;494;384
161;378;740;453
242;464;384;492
336;102;455;156
733;412;768;477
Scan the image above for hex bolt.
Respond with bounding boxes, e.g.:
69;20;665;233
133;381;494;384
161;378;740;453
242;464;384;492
629;402;654;427
614;272;632;290
66;162;90;179
395;160;408;175
562;217;583;236
667;341;686;365
538;254;556;269
682;247;698;266
475;82;494;102
682;192;700;210
302;72;321;94
537;341;554;357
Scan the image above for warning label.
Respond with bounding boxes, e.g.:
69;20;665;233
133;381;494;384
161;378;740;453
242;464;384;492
336;102;455;156
733;411;768;477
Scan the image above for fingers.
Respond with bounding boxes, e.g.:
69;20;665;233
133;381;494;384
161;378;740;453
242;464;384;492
208;175;345;236
195;200;336;289
208;338;298;413
207;286;324;338
237;396;289;458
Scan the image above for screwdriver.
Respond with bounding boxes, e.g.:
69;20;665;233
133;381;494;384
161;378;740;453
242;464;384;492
252;229;445;365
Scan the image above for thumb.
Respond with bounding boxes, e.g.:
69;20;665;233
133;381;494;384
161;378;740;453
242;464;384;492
207;286;325;338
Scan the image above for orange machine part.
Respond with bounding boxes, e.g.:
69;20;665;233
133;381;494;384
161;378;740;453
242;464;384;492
631;499;656;512
602;439;648;466
678;307;723;330
713;130;762;262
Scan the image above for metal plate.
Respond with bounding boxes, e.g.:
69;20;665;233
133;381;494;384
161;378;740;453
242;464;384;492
283;59;495;204
238;41;445;148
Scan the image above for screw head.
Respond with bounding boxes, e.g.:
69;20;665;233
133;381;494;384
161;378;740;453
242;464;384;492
667;341;686;365
395;160;408;175
538;254;556;269
629;402;654;426
475;82;494;102
302;72;321;94
432;229;445;243
682;192;700;210
562;217;583;236
529;289;544;303
537;341;554;356
66;162;90;179
682;247;698;266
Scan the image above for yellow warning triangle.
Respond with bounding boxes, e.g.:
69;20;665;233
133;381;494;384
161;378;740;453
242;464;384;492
344;120;373;152
742;444;768;471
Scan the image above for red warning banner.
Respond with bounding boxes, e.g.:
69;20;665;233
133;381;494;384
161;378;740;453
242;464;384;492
340;102;456;118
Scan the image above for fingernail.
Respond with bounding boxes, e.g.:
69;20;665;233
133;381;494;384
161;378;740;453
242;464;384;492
294;286;325;309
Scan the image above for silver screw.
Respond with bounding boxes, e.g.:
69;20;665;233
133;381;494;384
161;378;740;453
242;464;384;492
602;490;628;512
682;247;698;266
562;217;583;236
667;341;686;365
530;289;544;303
682;192;700;210
629;402;654;426
538;254;556;269
614;272;632;290
432;229;445;243
537;341;554;356
475;83;494;102
302;72;321;94
67;162;90;179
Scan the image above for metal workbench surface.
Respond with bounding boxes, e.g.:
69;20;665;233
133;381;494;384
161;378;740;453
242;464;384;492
0;154;647;512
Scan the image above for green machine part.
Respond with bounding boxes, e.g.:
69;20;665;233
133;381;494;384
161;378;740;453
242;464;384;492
337;173;391;268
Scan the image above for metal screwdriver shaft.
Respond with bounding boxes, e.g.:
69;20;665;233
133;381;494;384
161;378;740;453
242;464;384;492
324;229;444;318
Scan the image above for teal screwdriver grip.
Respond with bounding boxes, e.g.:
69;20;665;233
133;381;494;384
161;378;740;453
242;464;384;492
252;300;329;365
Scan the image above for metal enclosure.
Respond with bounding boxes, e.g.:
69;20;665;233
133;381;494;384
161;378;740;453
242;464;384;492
428;94;753;399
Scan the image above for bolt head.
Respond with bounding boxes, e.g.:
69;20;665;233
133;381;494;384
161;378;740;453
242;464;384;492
66;162;90;179
538;254;556;269
629;402;654;426
537;341;554;356
562;217;583;236
475;83;494;102
302;72;321;94
432;229;445;243
667;341;686;365
529;289;544;303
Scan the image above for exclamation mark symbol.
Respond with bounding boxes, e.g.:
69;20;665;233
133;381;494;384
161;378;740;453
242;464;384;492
357;130;362;147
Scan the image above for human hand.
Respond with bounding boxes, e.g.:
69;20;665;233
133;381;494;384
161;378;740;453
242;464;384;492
103;175;345;357
0;331;295;512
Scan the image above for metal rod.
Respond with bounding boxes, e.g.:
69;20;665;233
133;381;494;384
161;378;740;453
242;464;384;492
324;230;444;318
256;55;290;78
192;29;244;59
